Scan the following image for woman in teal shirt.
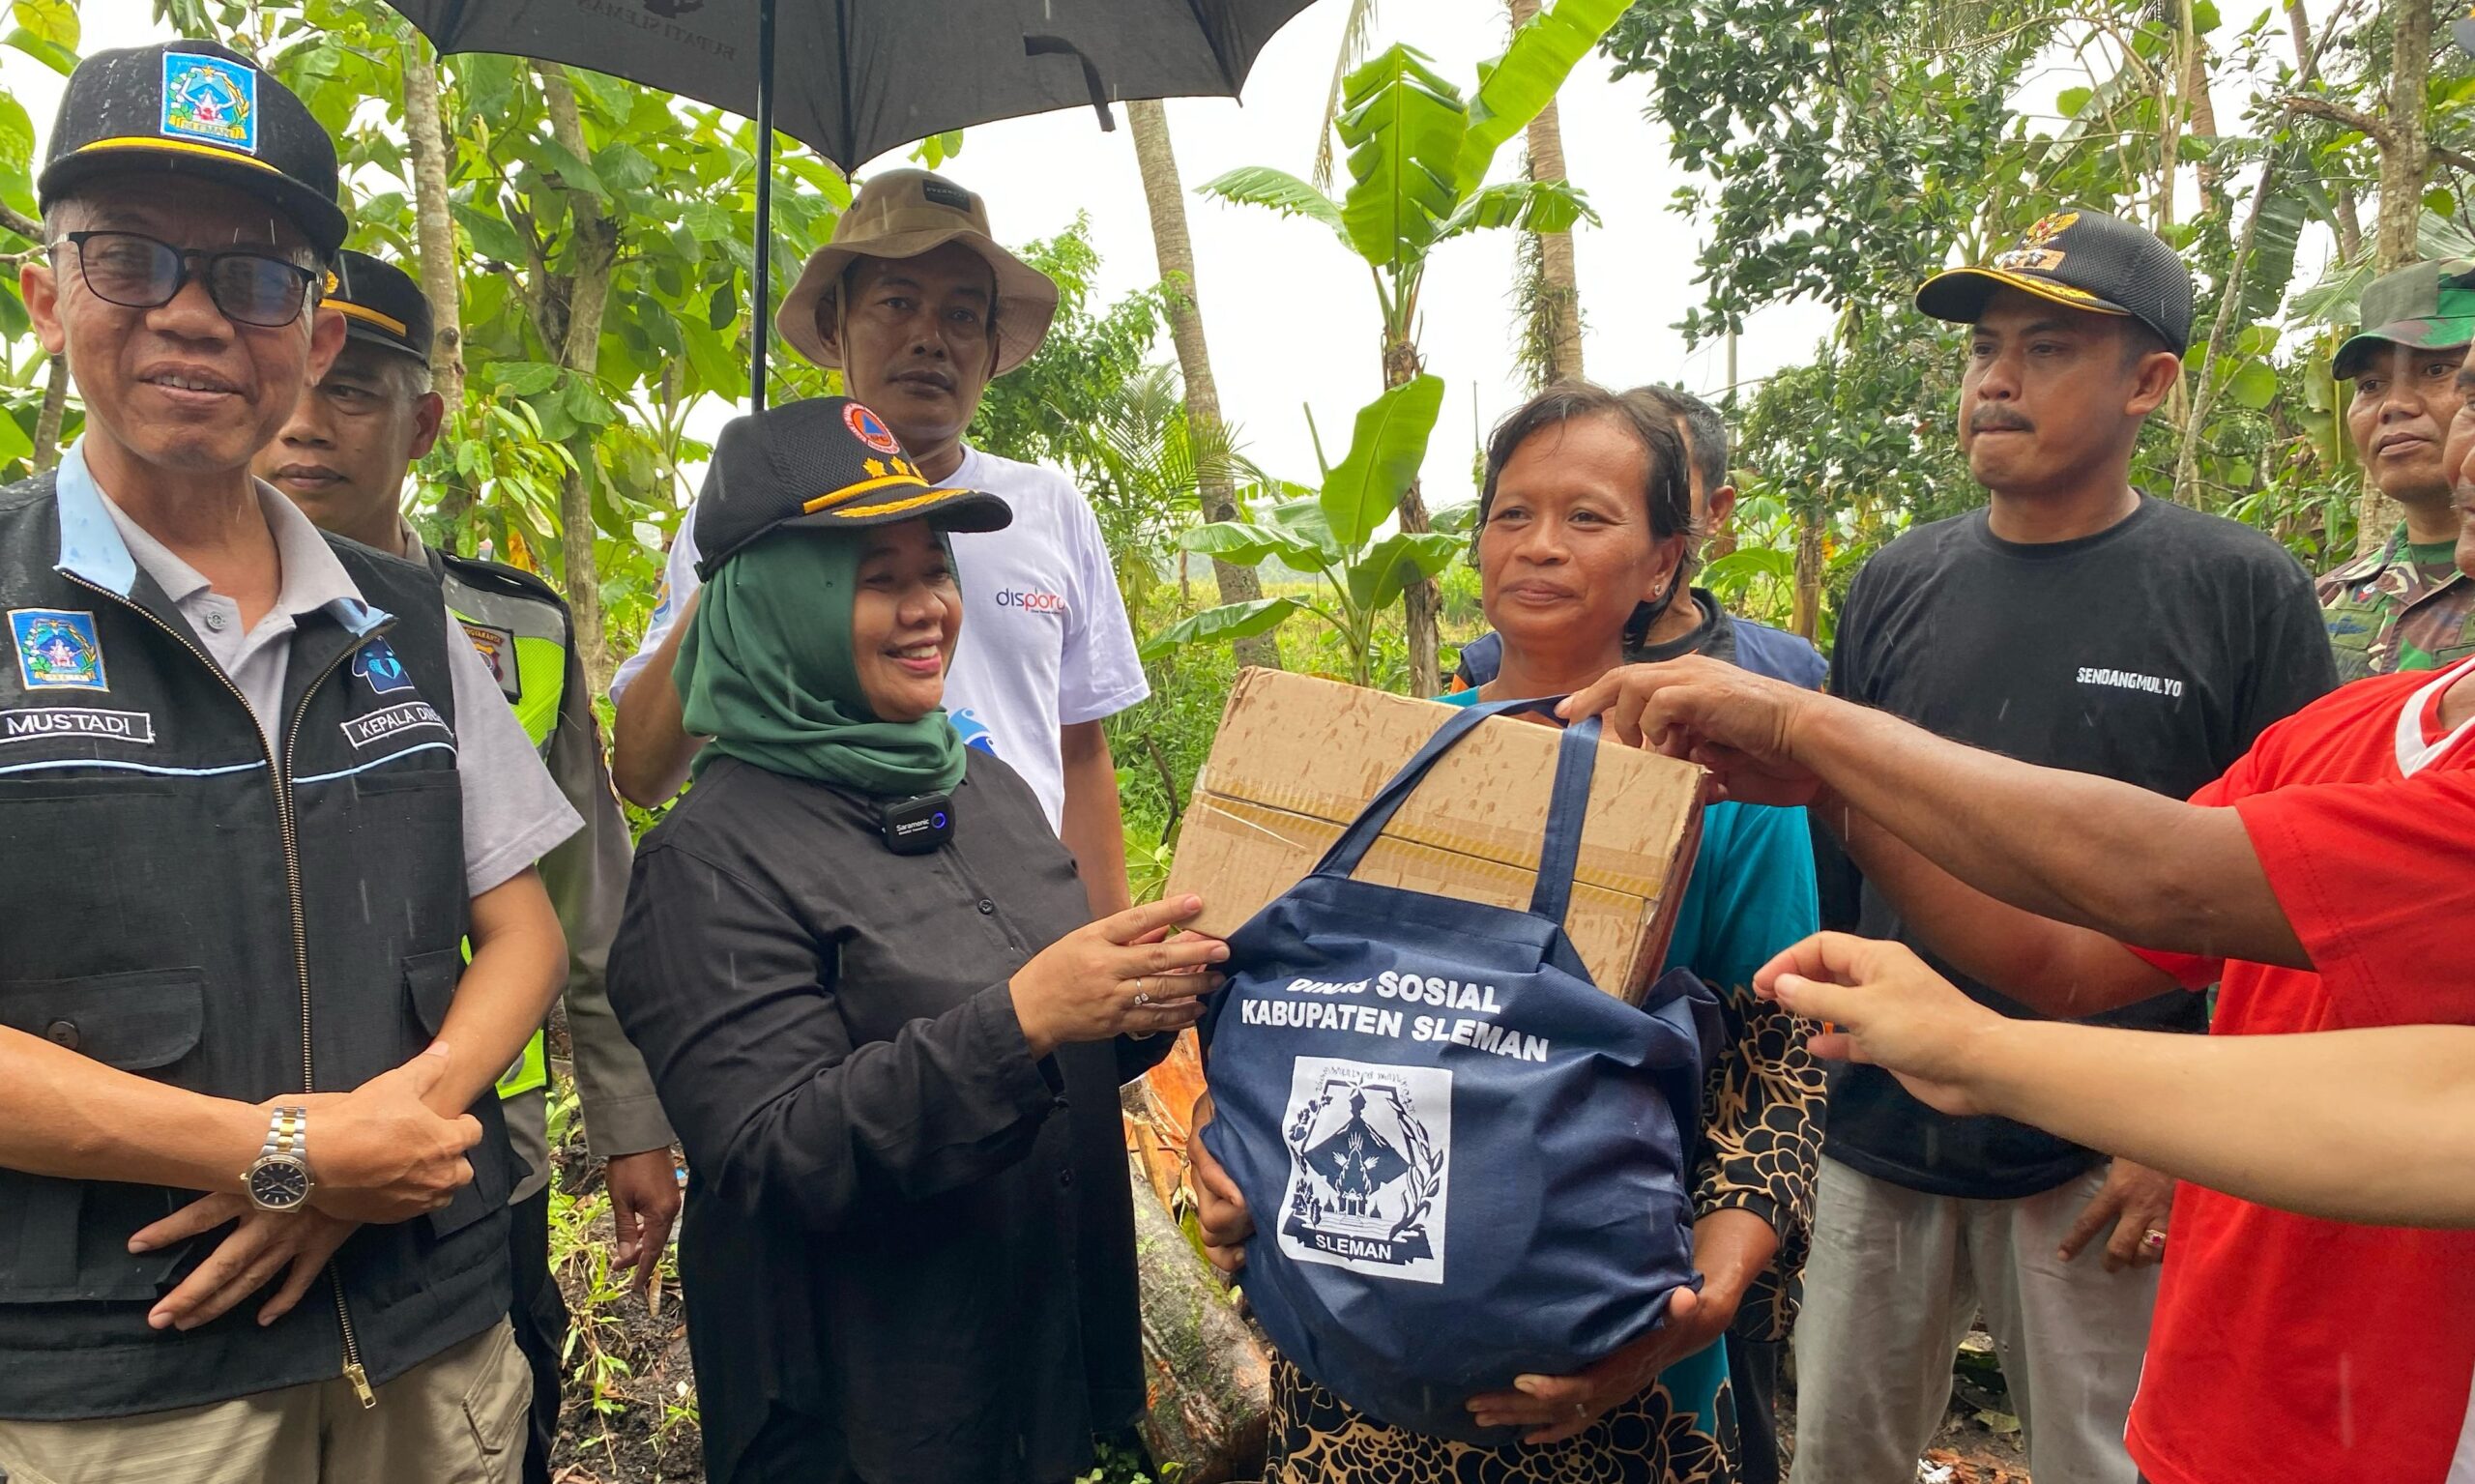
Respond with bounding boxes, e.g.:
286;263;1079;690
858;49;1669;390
1193;384;1820;1481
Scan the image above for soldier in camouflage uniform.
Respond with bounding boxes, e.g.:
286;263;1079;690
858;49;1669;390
2323;259;2475;679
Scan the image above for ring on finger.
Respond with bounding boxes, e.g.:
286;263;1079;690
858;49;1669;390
1131;982;1154;1008
2140;1227;2168;1251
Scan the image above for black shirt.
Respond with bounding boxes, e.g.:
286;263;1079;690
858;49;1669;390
607;752;1169;1484
1824;497;2336;1199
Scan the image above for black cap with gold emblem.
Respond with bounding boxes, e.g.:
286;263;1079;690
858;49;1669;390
692;398;1013;580
1916;209;2194;352
326;249;435;364
37;40;348;255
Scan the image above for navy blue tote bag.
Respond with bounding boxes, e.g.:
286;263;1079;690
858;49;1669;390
1198;696;1721;1442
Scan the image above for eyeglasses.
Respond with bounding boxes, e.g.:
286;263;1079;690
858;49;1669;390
54;231;325;329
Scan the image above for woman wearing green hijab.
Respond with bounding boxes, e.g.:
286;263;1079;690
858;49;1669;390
607;400;1226;1484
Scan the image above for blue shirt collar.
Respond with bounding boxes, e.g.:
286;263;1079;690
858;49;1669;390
53;440;390;637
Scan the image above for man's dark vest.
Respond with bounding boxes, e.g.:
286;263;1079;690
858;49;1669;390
0;471;513;1420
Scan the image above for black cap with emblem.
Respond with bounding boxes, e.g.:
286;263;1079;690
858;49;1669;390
37;40;348;256
693;397;1014;581
1916;209;2195;352
327;249;435;364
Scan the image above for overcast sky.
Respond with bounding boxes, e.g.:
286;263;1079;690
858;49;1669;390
9;0;2302;514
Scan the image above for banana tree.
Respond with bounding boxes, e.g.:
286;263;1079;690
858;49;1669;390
1199;0;1626;694
1143;374;1460;690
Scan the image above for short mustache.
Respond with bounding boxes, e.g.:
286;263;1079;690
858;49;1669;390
1970;412;2034;433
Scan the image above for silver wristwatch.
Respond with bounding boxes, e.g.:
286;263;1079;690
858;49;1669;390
244;1105;313;1212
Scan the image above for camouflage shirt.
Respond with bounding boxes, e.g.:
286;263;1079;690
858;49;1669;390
2317;524;2475;681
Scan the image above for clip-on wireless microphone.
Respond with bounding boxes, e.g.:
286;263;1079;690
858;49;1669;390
880;793;954;856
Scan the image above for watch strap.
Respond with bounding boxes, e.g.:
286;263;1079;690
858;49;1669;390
260;1106;306;1160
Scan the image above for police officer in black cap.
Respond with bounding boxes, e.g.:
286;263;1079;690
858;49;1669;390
257;251;681;1484
0;42;576;1484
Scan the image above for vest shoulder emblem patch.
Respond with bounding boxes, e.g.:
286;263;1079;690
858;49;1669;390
11;609;107;691
458;621;521;702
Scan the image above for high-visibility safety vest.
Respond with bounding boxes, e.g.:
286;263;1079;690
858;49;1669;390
433;550;569;1103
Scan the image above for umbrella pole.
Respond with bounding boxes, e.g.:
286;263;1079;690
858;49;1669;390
749;0;776;411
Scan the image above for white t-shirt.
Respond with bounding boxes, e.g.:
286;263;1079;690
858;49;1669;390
611;445;1149;829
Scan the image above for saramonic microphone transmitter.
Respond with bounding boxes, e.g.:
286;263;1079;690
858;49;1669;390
880;793;954;856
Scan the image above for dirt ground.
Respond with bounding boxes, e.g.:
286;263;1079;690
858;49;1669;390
539;1190;2036;1484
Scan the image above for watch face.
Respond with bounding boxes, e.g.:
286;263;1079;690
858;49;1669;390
249;1160;309;1209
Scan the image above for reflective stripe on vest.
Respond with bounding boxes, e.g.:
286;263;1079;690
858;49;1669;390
497;1030;549;1099
439;564;567;1101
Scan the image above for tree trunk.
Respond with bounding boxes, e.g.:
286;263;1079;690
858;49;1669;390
2187;38;2223;209
541;65;619;691
32;356;67;472
402;37;466;416
2374;0;2433;272
2361;0;2435;553
1509;0;1584;382
1791;505;1825;641
1129;99;1277;670
2286;0;2367;256
1125;1155;1271;1482
1383;334;1441;695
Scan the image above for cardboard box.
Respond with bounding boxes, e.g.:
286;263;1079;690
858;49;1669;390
1164;668;1706;1004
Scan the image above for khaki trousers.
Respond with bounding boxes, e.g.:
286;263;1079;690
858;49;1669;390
0;1321;530;1484
1790;1157;2157;1484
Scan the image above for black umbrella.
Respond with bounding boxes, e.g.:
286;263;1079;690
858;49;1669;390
380;0;1323;407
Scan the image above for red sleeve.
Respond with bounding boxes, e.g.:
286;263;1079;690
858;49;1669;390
2231;770;2475;1024
2123;758;2261;990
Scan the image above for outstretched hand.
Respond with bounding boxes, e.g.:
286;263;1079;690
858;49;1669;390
1556;657;1825;806
1753;932;2009;1116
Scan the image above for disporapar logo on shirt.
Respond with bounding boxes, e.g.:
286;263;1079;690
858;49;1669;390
993;587;1068;616
1277;1058;1452;1285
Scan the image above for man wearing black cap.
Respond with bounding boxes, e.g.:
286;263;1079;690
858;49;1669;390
255;250;680;1484
0;43;576;1484
1786;210;2335;1484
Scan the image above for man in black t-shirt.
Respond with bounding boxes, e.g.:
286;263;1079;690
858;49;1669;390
1791;212;2336;1484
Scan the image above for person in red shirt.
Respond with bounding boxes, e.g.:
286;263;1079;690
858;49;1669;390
1742;937;2475;1229
1557;424;2475;1482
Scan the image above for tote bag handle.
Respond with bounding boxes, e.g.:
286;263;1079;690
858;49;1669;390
1310;696;1603;928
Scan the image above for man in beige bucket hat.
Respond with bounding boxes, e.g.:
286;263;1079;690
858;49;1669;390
611;169;1149;917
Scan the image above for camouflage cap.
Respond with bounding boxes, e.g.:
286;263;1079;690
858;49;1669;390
2333;258;2475;379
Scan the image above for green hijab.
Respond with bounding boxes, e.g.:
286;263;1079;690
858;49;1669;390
677;528;966;797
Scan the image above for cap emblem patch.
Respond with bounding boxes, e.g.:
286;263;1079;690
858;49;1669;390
1993;212;2079;273
160;52;258;154
844;402;902;454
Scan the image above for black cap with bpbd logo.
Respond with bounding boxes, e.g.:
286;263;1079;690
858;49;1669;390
691;397;1013;581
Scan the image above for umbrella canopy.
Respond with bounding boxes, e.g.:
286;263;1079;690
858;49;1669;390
382;0;1321;406
383;0;1319;174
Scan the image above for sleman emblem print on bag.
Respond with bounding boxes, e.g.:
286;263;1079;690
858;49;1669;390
1281;1060;1452;1282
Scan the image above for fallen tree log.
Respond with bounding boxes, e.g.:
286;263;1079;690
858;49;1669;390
1126;1150;1270;1483
1125;1031;1208;1212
